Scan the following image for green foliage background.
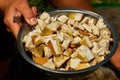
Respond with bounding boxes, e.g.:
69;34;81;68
90;0;119;4
28;0;54;12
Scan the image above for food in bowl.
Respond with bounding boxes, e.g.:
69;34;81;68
22;11;113;70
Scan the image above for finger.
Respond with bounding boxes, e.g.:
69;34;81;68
4;8;21;39
5;20;20;39
31;6;37;15
16;1;37;26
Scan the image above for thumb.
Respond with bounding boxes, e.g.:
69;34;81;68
17;2;37;25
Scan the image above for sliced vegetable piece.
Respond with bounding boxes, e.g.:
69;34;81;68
79;45;94;62
43;59;55;69
33;56;47;65
32;44;45;57
80;36;93;48
47;39;62;56
53;56;70;68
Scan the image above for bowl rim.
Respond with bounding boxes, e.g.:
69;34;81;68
17;8;119;74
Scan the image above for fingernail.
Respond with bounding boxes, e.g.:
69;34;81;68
30;17;37;23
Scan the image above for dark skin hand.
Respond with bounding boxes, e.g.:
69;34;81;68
0;0;37;39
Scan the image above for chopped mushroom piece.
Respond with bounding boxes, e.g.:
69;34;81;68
75;63;91;70
57;15;68;23
56;31;64;42
63;48;72;57
77;48;86;58
79;45;94;62
92;42;100;54
53;56;70;68
80;17;90;24
71;36;81;44
68;13;83;21
43;59;55;69
44;46;52;58
32;44;45;57
61;24;74;35
96;18;106;29
47;39;62;56
82;23;92;32
37;19;46;31
39;12;50;20
80;36;93;48
47;21;61;32
33;57;47;65
70;58;81;69
88;18;99;36
62;39;71;50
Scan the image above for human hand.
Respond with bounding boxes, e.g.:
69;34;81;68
0;0;37;39
111;42;120;70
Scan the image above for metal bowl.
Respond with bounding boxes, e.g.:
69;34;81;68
17;9;119;78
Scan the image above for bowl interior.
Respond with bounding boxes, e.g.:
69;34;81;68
17;9;119;77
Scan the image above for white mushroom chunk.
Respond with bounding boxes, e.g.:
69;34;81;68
47;21;61;32
62;39;71;50
77;49;86;58
74;13;84;21
32;44;45;57
82;23;92;32
47;39;62;56
70;58;81;69
37;19;46;31
63;48;72;57
80;17;90;24
61;24;74;35
22;34;34;50
57;15;68;23
98;39;110;55
96;18;106;29
92;42;100;54
67;18;75;25
94;54;105;63
56;31;64;42
44;46;52;58
71;36;81;44
80;36;93;48
88;18;99;36
44;17;51;24
34;25;42;33
72;30;80;37
75;63;91;70
99;28;111;38
91;25;99;36
43;59;55;69
68;13;83;21
53;56;70;68
79;45;94;62
39;12;50;20
71;50;78;58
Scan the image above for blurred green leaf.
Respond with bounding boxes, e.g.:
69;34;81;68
28;0;54;12
90;0;119;4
